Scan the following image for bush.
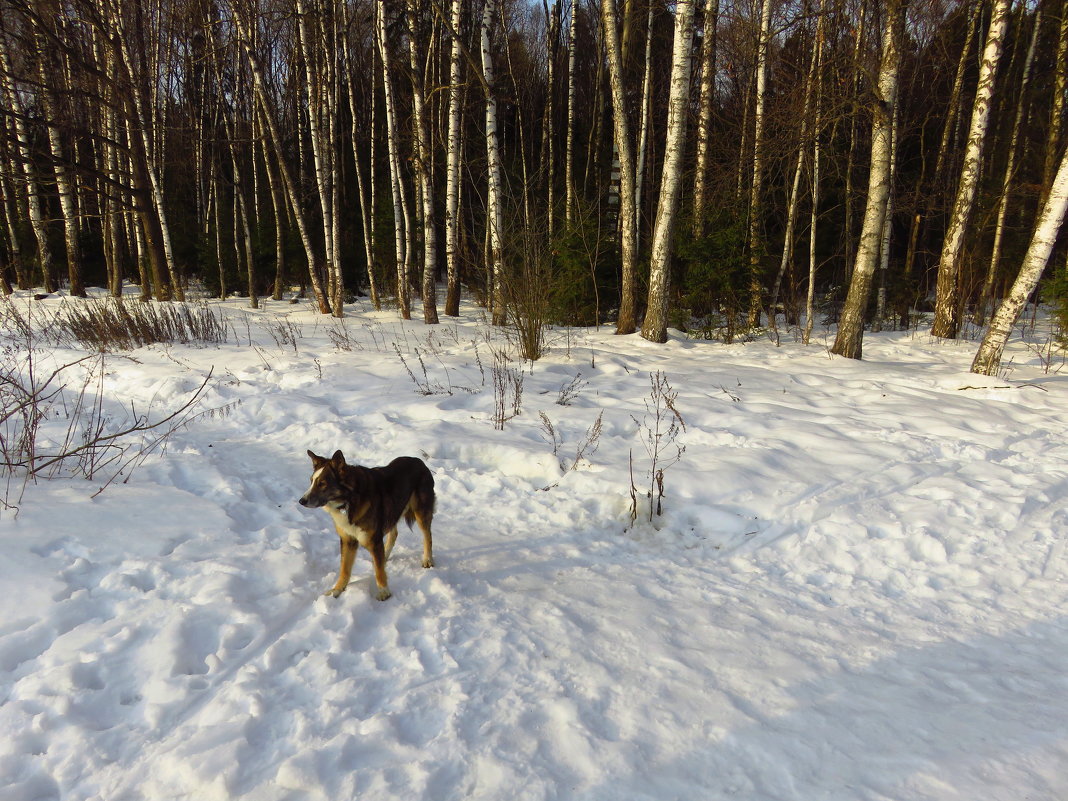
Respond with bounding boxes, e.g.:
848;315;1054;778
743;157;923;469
675;209;748;339
548;218;620;327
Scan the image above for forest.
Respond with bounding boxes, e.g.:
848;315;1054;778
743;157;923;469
0;0;1066;373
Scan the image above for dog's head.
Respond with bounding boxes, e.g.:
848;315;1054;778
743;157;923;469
298;449;348;508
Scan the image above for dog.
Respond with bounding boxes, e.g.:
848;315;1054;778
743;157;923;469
299;450;435;600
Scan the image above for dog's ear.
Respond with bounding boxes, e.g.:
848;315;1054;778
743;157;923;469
331;450;346;467
307;449;327;467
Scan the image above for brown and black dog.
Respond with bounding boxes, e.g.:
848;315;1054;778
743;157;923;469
299;450;435;600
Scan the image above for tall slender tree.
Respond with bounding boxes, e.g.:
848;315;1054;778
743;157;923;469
641;0;697;343
931;0;1011;339
602;0;639;335
831;0;906;360
972;146;1068;375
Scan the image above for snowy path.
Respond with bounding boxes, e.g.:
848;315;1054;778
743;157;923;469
1;298;1067;800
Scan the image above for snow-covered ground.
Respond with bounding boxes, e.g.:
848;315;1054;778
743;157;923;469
2;290;1067;801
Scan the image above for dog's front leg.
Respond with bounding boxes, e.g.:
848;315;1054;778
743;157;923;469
326;535;358;597
370;538;392;601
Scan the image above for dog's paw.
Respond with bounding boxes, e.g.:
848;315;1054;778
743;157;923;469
422;557;435;568
324;586;345;598
375;587;392;601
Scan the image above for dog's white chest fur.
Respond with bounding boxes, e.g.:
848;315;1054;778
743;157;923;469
325;502;375;549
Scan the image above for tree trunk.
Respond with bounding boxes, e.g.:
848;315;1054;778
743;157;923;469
842;0;868;283
1044;0;1068;191
231;1;331;314
931;0;1011;339
378;0;413;319
602;0;639;334
564;0;578;226
745;0;774;329
0;33;56;293
641;0;696;343
481;0;506;324
903;0;982;281
803;0;827;345
972;147;1068;375
36;37;86;297
297;0;343;316
831;0;905;360
977;4;1041;324
634;0;655;253
0;165;27;290
444;0;465;315
406;0;439;324
873;102;899;331
770;0;824;330
692;0;720;234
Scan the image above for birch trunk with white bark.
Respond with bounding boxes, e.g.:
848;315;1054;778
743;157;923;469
931;0;1011;339
406;0;439;324
444;0;465;315
830;0;905;360
36;38;86;297
977;5;1041;324
0;34;55;293
746;0;773;328
378;0;413;318
641;0;696;343
1044;0;1068;191
692;0;719;235
972;148;1068;375
482;0;506;324
602;0;639;334
231;1;331;314
564;1;578;226
297;0;343;316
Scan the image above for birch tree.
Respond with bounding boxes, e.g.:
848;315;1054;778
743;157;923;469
481;0;505;324
230;1;332;314
0;25;56;293
931;0;1011;339
903;0;981;280
564;0;578;226
831;0;906;360
444;0;465;316
296;0;344;316
977;4;1041;323
803;0;827;344
602;0;639;335
971;146;1068;375
770;0;824;329
406;0;439;324
692;0;720;234
641;0;697;343
35;26;86;297
745;0;773;328
1044;0;1068;191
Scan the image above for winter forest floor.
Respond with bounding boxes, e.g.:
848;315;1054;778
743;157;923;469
1;288;1067;801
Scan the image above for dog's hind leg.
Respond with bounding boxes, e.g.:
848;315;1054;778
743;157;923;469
384;527;399;561
412;505;434;569
326;536;358;598
370;539;392;601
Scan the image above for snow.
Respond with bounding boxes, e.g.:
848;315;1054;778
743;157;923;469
2;290;1067;801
